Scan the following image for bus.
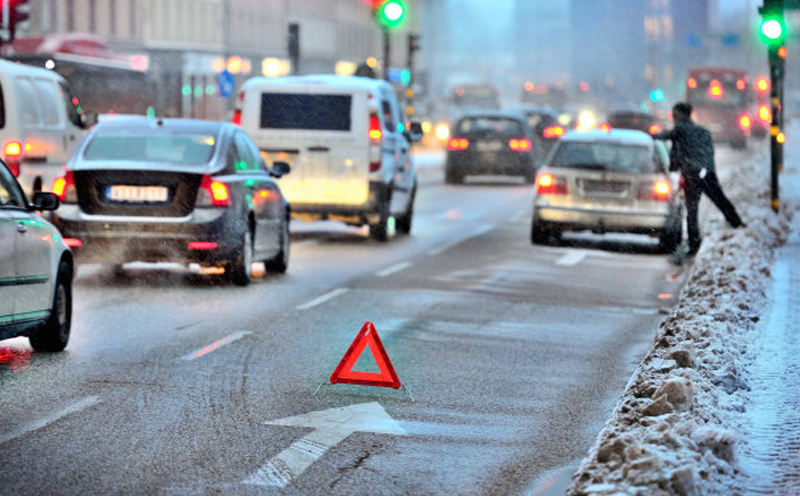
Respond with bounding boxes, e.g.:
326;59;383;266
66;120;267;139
450;83;501;111
685;66;753;149
3;35;155;120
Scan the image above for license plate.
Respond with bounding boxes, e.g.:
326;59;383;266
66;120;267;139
476;141;503;152
107;185;169;203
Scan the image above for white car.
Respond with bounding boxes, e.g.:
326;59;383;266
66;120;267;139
0;160;73;351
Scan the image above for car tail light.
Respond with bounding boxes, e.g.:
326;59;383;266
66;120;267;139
758;104;771;123
188;241;218;250
598;123;611;132
648;124;662;134
709;79;724;99
197;175;230;207
739;114;752;130
542;125;565;139
447;138;469;151
52;171;77;203
231;109;242;126
638;180;671;201
369;113;382;172
63;238;83;248
4;140;22;176
687;77;697;89
508;138;532;151
536;173;567;195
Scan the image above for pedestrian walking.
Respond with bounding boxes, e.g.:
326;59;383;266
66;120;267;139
654;102;746;256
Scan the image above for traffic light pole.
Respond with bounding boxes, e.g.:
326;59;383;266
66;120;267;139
383;27;390;81
769;46;783;212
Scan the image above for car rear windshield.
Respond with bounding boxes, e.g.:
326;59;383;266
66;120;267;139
260;93;352;131
550;142;656;173
83;133;216;164
456;117;523;135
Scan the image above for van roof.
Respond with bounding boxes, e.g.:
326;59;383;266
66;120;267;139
240;74;392;92
0;58;65;81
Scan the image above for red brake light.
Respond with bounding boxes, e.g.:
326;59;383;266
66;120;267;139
638;180;670;201
188;241;219;250
598;123;611;132
709;79;724;99
447;138;470;151
4;141;22;176
687;77;697;89
759;105;771;123
198;175;230;207
369;113;382;141
63;238;83;248
52;171;76;203
739;114;752;130
542;125;565;139
536;173;567;195
648;124;662;135
231;109;242;126
756;77;769;94
509;138;532;151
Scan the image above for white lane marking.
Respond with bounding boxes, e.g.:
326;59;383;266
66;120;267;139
181;331;252;361
427;224;495;256
0;396;101;446
296;288;349;311
376;261;412;278
243;402;405;488
555;250;588;266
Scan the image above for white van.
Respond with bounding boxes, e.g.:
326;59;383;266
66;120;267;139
0;59;87;195
233;74;420;241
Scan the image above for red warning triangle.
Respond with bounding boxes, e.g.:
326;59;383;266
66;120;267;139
329;321;401;389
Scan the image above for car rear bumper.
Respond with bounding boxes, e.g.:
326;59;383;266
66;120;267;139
534;205;678;235
446;152;534;176
288;181;388;224
53;206;242;265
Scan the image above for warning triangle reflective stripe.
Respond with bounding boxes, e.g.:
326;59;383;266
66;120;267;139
329;321;401;389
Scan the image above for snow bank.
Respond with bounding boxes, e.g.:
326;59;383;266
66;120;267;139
566;145;795;496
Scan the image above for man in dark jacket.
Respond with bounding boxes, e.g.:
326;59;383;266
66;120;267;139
654;102;746;256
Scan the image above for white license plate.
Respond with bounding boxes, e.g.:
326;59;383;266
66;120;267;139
476;141;503;152
107;185;169;203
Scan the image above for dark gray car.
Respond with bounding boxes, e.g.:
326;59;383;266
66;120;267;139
52;117;291;286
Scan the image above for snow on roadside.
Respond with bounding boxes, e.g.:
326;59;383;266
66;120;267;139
565;144;794;496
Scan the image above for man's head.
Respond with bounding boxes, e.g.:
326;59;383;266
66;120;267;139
672;102;692;122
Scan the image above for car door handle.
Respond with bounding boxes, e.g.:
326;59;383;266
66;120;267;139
16;222;28;233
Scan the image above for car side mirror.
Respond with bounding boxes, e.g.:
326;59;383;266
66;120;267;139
405;121;424;143
271;161;291;178
32;191;60;211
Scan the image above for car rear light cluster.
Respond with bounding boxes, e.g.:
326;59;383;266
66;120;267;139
508;138;532;151
231;109;242;126
638;180;671;201
535;173;567;195
52;171;78;204
196;175;230;207
369;113;382;172
447;138;470;151
739;114;752;130
542;125;565;139
648;124;662;134
758;104;771;123
4;141;22;177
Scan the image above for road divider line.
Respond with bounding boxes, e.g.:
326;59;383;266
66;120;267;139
181;331;252;361
556;250;588;266
376;261;412;278
0;396;101;446
296;288;349;311
427;224;495;256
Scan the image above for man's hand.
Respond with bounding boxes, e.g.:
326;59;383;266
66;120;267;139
699;168;707;179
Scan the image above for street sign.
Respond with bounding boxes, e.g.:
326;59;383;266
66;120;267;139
217;69;234;98
243;402;406;487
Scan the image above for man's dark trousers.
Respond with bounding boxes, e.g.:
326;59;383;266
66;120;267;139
683;171;744;253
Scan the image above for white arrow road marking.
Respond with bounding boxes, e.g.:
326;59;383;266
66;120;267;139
243;402;406;487
555;250;588;266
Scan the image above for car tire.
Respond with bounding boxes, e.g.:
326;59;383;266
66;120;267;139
369;190;391;242
659;217;683;254
530;220;550;245
445;168;463;185
29;260;72;352
264;217;290;273
226;229;253;286
395;184;416;235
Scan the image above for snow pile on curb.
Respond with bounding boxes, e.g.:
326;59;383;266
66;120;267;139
566;146;794;496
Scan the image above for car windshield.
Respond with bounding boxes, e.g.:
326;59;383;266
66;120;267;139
83;133;216;164
550;141;654;173
457;117;523;135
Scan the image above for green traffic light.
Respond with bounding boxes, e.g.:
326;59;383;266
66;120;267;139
650;89;665;102
377;0;406;29
760;17;785;43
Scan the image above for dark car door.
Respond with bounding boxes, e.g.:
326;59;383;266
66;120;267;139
232;131;284;259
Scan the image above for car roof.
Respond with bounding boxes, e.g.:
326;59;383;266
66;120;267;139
91;117;229;135
457;110;527;121
561;128;654;146
240;74;392;92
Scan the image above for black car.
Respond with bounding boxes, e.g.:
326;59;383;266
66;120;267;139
606;108;663;135
52;117;291;286
445;111;538;184
518;106;565;162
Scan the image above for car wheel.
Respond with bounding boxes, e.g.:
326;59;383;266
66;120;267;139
264;217;290;273
445;167;463;184
395;184;416;235
659;217;683;254
369;192;391;242
226;229;253;286
530;220;550;245
29;260;72;352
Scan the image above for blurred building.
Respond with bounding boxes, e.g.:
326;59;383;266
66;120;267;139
11;0;421;119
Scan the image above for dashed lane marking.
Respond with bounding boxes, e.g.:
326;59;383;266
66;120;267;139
0;396;101;446
555;250;588;266
427;224;495;256
296;288;350;311
180;331;252;360
376;261;412;278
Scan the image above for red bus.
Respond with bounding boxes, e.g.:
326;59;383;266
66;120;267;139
685;66;753;149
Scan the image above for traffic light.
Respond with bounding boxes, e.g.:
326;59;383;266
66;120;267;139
376;0;406;29
759;0;786;47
